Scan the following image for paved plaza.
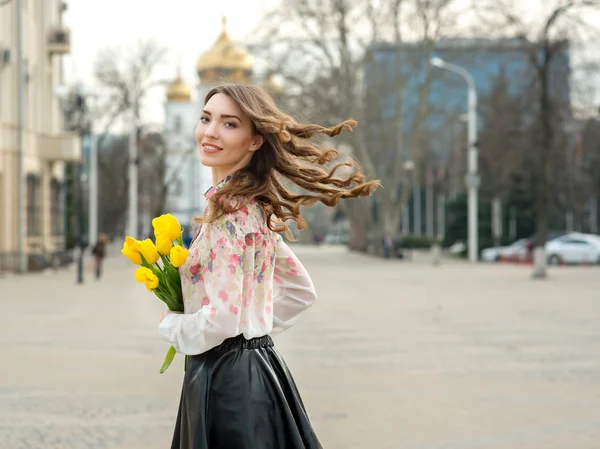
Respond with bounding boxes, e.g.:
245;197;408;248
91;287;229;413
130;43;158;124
0;246;599;449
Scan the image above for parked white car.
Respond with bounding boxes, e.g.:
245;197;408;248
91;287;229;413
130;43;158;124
481;239;529;262
545;233;600;265
571;232;600;248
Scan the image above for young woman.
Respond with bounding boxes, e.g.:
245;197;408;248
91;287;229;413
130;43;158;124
159;83;379;449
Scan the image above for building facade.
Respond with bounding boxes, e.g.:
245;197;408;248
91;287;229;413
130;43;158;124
0;0;80;272
364;38;571;238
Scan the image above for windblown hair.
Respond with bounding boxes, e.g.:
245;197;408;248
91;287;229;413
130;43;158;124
197;83;380;235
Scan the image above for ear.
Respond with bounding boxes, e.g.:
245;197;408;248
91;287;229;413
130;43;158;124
250;134;264;152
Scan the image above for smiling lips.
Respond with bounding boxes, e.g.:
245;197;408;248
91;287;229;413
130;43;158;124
202;143;223;154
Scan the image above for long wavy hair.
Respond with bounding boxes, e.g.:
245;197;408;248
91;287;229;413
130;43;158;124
196;83;380;235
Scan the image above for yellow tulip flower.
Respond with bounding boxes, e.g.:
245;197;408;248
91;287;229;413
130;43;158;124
170;245;189;268
145;277;159;291
139;239;160;265
121;236;142;265
156;234;173;256
134;266;159;291
134;266;152;282
152;214;182;241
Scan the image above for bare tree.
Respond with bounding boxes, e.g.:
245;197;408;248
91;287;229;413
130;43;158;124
97;136;128;237
138;131;170;237
478;70;529;200
384;0;461;248
93;40;168;141
92;39;169;236
96;131;167;238
474;0;600;278
250;0;462;253
570;110;600;233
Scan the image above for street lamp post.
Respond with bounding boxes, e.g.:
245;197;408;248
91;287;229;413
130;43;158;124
402;160;415;235
75;133;87;284
128;88;139;239
57;87;90;283
14;0;26;273
431;57;479;263
71;91;90;284
88;134;98;247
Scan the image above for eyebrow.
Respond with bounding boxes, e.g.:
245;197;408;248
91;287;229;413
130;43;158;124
202;109;242;122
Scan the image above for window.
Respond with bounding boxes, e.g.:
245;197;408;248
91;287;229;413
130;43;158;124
564;239;589;246
26;174;41;237
50;179;64;236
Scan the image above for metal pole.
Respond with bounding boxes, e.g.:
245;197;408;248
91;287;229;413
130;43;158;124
88;134;98;246
509;207;517;241
426;175;434;239
413;175;421;236
492;197;502;247
436;193;446;241
431;58;479;262
16;0;26;273
565;210;574;233
467;86;479;262
590;197;598;235
76;149;84;284
401;205;410;234
128;91;139;238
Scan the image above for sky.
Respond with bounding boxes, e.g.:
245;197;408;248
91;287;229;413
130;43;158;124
61;0;600;129
62;0;278;127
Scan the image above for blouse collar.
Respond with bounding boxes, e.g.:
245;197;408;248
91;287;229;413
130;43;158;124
204;175;233;199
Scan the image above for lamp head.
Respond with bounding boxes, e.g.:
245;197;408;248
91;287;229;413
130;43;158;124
403;160;415;171
430;57;445;68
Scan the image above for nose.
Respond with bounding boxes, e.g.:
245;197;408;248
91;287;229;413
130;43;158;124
204;120;218;139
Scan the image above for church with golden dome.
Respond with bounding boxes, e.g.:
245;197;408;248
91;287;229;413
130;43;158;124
162;17;279;228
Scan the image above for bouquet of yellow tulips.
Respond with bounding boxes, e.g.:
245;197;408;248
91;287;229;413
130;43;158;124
121;213;189;373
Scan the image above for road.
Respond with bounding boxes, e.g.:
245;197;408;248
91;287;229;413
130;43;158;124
1;246;599;448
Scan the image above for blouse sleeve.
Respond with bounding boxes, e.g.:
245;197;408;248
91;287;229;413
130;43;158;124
271;237;317;335
158;214;248;355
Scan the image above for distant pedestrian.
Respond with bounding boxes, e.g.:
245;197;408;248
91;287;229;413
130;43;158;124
526;239;534;262
91;234;109;279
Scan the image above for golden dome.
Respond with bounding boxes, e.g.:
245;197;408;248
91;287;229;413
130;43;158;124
196;17;254;77
166;72;191;103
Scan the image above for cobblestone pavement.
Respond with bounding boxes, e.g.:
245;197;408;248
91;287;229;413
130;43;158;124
1;247;599;449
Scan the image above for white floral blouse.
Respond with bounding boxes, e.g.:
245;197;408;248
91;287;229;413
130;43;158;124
158;176;317;355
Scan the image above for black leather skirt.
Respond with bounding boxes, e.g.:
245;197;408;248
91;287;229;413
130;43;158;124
170;334;323;449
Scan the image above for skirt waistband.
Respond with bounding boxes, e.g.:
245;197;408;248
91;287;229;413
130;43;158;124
218;333;274;351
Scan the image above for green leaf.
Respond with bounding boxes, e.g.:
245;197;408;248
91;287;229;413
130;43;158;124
160;254;171;269
166;264;180;285
157;270;167;284
150;263;165;276
159;346;177;374
162;283;183;312
140;253;151;267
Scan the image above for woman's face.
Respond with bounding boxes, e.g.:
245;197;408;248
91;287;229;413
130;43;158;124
195;93;263;181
